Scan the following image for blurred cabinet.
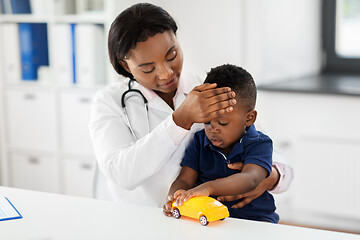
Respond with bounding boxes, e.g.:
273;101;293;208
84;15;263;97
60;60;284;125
256;90;360;228
291;140;360;219
0;0;135;197
59;90;94;155
63;157;94;197
9;153;60;193
5;88;57;152
2;87;97;197
59;90;96;198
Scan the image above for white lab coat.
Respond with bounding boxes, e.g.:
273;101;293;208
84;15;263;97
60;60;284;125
90;71;204;207
89;71;293;208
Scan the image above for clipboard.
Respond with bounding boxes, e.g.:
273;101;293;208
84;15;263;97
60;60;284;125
0;196;22;221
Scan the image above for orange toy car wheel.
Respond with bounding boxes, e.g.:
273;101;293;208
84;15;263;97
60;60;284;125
199;215;208;226
172;208;181;219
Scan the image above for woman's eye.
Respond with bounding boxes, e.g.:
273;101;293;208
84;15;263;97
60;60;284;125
142;68;155;74
219;122;228;126
167;50;177;61
204;122;210;125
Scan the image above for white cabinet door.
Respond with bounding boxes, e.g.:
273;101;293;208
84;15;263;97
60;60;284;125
10;153;60;193
291;138;360;219
5;89;57;152
257;91;360;220
63;158;94;198
59;91;95;155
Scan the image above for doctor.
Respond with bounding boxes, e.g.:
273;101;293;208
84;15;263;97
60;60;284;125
89;3;293;211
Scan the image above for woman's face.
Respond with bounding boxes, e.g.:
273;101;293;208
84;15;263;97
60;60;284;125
121;31;183;95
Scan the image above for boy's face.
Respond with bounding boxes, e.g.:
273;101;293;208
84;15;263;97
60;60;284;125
204;101;256;155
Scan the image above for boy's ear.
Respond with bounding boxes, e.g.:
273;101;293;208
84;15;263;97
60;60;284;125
119;59;131;73
246;109;257;127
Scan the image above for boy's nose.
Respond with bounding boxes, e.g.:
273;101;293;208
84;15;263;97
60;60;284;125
209;123;219;132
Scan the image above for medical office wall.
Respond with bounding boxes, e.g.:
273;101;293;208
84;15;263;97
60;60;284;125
0;0;323;226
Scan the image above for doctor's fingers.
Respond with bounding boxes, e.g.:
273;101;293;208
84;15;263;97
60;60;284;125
227;162;244;171
231;197;252;209
201;86;235;100
192;83;218;92
205;101;236;119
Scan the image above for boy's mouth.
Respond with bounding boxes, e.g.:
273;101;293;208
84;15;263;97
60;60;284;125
210;138;223;147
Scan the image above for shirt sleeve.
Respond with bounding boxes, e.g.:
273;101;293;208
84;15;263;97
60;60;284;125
180;132;201;172
167;114;190;146
244;138;273;178
269;150;294;194
89;89;190;191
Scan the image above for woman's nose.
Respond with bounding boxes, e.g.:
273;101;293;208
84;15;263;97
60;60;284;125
157;63;173;80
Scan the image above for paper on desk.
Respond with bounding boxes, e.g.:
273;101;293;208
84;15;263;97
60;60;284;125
0;196;22;221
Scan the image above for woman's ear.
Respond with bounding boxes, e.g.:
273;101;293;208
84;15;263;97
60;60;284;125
119;59;131;73
246;109;257;127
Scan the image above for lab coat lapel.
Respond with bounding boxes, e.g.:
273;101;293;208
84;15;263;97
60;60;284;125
137;83;173;114
148;95;174;114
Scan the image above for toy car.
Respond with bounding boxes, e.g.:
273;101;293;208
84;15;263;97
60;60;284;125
172;196;229;226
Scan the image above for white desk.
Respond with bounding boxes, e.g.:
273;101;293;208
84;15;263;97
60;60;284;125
0;186;359;240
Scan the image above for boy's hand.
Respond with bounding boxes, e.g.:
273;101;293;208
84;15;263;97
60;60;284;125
163;195;175;217
174;185;211;206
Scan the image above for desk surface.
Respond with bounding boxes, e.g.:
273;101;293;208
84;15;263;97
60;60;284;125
0;186;359;240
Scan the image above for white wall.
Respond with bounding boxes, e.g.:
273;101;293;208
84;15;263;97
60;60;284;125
243;0;322;84
159;0;244;79
114;0;322;84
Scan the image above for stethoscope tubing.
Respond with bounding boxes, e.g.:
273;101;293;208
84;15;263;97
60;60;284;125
93;78;150;199
121;78;150;140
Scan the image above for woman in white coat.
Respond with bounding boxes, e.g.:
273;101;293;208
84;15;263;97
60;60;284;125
89;3;293;214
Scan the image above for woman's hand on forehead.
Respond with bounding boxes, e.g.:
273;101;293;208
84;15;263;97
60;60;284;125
172;83;237;130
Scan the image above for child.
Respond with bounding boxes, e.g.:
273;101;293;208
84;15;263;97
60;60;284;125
164;64;279;223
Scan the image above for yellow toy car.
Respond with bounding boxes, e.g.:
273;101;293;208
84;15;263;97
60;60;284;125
172;196;229;226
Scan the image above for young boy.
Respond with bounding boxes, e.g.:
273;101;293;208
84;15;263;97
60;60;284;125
164;64;279;223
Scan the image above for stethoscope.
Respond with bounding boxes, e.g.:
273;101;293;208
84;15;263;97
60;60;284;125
92;78;150;199
121;78;150;140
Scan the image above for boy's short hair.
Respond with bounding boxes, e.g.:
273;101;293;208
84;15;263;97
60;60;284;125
204;64;257;110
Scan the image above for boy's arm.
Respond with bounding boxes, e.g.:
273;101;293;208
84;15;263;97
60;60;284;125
176;164;267;205
163;166;198;216
168;166;198;197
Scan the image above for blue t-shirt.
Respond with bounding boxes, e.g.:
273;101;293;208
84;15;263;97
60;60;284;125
181;124;279;223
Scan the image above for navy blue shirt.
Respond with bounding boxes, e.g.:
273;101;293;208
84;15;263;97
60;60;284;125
181;124;279;223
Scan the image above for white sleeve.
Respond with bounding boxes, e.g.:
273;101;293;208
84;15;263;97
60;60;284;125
89;92;189;191
269;150;294;194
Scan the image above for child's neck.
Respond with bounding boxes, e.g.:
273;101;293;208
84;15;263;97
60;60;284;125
221;143;236;156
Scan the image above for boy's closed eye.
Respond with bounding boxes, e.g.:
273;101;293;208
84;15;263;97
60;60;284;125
204;121;229;126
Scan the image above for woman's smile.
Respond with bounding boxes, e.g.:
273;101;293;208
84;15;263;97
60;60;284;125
158;77;177;89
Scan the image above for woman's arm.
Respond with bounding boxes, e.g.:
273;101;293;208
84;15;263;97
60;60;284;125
90;90;187;190
90;83;236;191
